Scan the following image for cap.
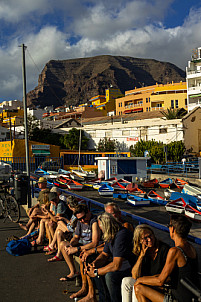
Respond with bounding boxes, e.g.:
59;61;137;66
50;186;60;193
48;192;58;202
38;177;47;183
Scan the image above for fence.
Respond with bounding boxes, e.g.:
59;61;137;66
147;160;200;178
0;157;63;173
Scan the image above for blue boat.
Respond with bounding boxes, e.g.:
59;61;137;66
113;191;128;199
159;178;174;189
98;184;114;196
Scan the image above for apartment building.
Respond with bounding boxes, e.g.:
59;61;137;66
186;47;201;112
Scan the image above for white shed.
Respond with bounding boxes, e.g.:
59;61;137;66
95;156;149;182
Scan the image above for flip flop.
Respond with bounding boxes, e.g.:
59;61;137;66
43;245;54;252
60;272;80;281
45;249;57;255
48;255;62;262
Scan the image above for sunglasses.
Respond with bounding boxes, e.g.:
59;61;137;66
77;213;86;221
167;223;173;228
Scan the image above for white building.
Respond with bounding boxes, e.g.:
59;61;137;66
0;125;10;141
53;111;184;151
186;47;201;112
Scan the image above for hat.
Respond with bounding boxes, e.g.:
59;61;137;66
38;177;47;183
48;192;58;202
50;186;60;193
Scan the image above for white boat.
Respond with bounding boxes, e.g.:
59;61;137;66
127;194;150;206
71;166;96;179
185;204;201;222
182;184;201;198
67;179;83;190
165;198;186;214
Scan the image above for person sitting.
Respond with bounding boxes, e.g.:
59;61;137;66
134;214;199;302
59;204;101;284
45;195;79;260
31;192;71;250
19;177;50;235
121;224;169;302
86;212;135;302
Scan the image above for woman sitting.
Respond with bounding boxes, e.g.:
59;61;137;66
134;214;199;302
121;224;169;302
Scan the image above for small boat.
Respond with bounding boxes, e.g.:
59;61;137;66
174;178;188;190
71;166;96;179
53;179;68;189
170;192;201;211
164;188;176;200
58;168;71;176
182;184;201;198
58;175;71;184
98;184;114;196
159;178;174;189
127;187;146;197
67;179;83;190
127;194;150;206
112;179;131;191
184;204;201;222
165;198;186;214
147;190;167;205
125;182;138;193
84;178;101;188
141;178;159;188
70;172;85;182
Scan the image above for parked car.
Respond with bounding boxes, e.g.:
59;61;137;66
38;161;61;171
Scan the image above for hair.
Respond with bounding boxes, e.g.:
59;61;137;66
133;224;155;256
73;203;89;216
170;214;192;239
104;202;121;213
67;195;79;208
98;212;122;242
50;186;61;193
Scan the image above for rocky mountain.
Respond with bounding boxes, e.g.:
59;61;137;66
27;55;186;108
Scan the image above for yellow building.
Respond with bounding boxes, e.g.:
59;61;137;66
116;85;156;115
89;95;106;107
150;82;187;111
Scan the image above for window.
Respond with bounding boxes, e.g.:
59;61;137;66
118;103;121;107
175;100;178;108
122;130;130;136
90;132;96;138
146;98;150;103
171;100;174;108
159;128;167;134
146;108;149;111
105;131;112;137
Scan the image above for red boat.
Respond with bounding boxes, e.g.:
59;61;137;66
147;190;163;200
58;175;71;184
141;178;159;188
174;178;188;190
53;180;68;189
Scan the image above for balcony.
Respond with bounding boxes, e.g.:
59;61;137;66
151;107;163;111
125;102;143;109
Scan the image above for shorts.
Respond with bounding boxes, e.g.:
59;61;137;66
163;294;178;302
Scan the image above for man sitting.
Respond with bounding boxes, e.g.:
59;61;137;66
59;204;101;284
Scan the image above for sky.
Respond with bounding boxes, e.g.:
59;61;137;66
1;0;201;102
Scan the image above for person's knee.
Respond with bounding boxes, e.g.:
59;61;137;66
134;284;142;296
57;229;63;237
60;240;67;251
121;277;134;292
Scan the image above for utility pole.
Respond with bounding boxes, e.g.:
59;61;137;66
21;43;31;208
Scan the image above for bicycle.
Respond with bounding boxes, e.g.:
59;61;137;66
0;181;20;223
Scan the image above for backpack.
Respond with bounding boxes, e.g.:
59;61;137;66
6;238;32;256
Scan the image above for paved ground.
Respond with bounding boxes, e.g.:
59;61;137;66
0;207;81;302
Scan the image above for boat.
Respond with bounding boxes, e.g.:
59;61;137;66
141;178;159;188
113;191;128;199
71;165;96;179
165;198;186;214
58;168;71;176
127;194;150;206
127;187;146;197
93;177;118;190
184;204;201;222
98;184;114;196
84;178;101;188
58;175;71;184
169;192;201;211
182;184;201;198
174;178;188;189
53;179;68;189
70;172;85;182
126;183;138;193
147;190;167;205
159;178;174;189
164;188;176;200
112;179;131;191
66;179;83;190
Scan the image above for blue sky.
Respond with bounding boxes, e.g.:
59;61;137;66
0;0;201;102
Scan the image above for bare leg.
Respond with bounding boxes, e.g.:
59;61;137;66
60;241;77;277
135;284;164;302
78;275;97;302
36;219;48;244
70;261;88;299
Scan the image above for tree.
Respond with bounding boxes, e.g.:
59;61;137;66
26;114;39;140
97;137;117;152
61;128;89;150
161;108;187;120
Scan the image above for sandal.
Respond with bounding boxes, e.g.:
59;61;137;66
48;255;62;262
60;272;80;281
43;245;54;252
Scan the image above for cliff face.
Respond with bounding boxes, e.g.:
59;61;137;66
27;55;186;108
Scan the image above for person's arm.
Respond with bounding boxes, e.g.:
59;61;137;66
132;244;148;279
87;255;123;277
135;247;178;287
80;243;105;262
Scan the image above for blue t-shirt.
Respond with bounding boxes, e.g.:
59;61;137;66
103;227;135;271
52;200;69;218
74;214;97;245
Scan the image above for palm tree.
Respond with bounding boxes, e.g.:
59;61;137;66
161;108;187;120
